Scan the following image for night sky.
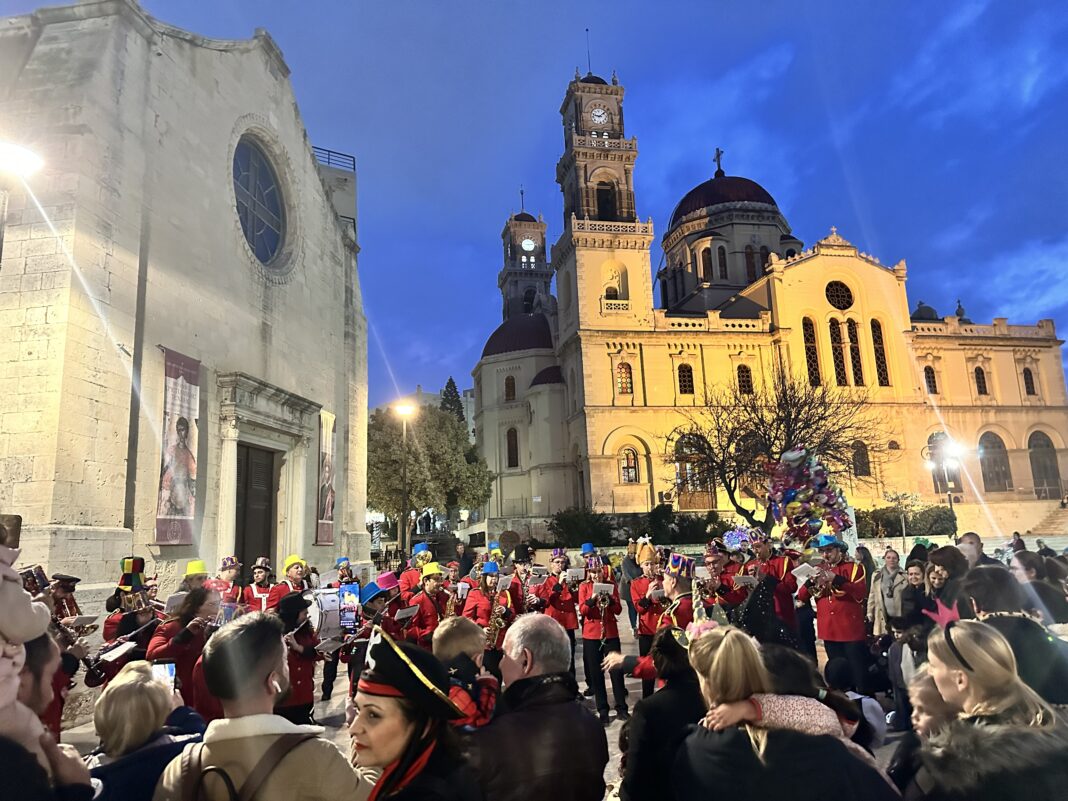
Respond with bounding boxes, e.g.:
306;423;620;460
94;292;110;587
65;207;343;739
4;0;1067;407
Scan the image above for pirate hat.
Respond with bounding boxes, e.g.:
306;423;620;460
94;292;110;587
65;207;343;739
358;626;463;720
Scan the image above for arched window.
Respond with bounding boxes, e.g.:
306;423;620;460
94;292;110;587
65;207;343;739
927;432;962;494
233;138;286;265
674;435;715;509
870;320;890;386
736;364;754;394
1029;431;1061;499
619;448;640;484
701;248;713;282
785;249;796;258
718;246;728;280
829;321;848;386
888;440;901;450
504;375;516;402
759;245;770;268
924;366;938;395
744;246;757;282
506;428;519;469
851;441;871;477
616;362;633;395
974;366;988;396
595;181;618;221
847;319;864;386
1023;367;1037;396
605;286;619;300
978;432;1012;492
522;288;536;314
660;278;669;308
678;364;695;395
802;317;821;386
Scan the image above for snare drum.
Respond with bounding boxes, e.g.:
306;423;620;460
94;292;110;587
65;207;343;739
305;589;341;641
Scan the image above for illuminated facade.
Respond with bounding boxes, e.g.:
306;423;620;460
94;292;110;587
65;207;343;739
472;71;1068;541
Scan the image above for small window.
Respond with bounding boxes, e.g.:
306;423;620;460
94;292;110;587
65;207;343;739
522;288;536;314
737;364;754;394
595;181;618;221
616;362;633;395
759;246;770;268
888;440;901;450
718;246;728;280
506;428;519;469
924;365;938;395
802;317;821;387
605;286;619;300
678;364;695;395
829;321;848;386
504;375;516;402
701;248;713;283
785;249;796;258
1023;367;1037;396
852;441;871;477
871;320;890;387
974;366;988;396
619;448;640;484
744;246;757;282
847;319;864;386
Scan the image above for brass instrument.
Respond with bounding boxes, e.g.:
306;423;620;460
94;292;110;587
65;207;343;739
444;585;458;617
54;593;98;637
484;593;507;650
596;591;610;646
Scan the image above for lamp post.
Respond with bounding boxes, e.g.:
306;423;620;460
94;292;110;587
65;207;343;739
392;402;417;553
922;439;962;514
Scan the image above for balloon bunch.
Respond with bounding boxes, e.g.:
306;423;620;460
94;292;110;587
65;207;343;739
767;446;850;539
722;526;755;553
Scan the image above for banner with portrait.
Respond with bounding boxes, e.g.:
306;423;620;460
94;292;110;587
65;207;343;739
155;349;200;545
316;410;337;545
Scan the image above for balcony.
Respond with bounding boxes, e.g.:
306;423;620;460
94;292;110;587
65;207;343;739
601;298;631;313
313;146;356;173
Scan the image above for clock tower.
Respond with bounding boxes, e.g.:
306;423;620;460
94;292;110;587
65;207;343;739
498;210;551;320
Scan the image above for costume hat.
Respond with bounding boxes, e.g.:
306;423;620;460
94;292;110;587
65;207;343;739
635;538;657;565
282;554;305;573
816;533;846;550
360;582;386;606
481;561;500;576
664;553;696;579
219;556;241;571
277;590;312;619
183;559;208;578
421;562;444;579
580;542;596;556
335;556;351;568
50;574;80;591
376;570;400;592
252;557;272;571
118;557;148;591
359;626;463;720
512;544;533;564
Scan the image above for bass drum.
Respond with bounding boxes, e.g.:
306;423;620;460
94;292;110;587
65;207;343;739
304;589;341;641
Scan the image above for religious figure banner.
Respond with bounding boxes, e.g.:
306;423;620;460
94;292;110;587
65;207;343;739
316;410;336;545
154;349;200;545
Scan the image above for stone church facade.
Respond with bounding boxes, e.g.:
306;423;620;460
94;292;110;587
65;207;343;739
0;0;369;595
473;71;1068;541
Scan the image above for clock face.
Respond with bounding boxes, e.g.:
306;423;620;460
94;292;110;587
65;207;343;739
591;107;608;125
521;238;536;252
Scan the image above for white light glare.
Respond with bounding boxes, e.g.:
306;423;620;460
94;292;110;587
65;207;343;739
0;142;43;178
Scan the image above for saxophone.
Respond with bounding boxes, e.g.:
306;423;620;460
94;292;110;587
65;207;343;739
485;593;507;650
444;586;457;617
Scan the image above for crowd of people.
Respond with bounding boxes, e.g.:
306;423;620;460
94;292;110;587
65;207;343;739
3;526;1068;801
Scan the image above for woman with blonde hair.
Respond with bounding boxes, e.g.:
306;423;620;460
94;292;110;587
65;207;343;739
85;661;204;801
672;624;897;801
914;620;1068;801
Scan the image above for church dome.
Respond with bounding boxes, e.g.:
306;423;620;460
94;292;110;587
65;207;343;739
530;365;564;387
669;173;778;229
911;301;940;322
481;313;554;358
579;72;608;85
513;212;536;222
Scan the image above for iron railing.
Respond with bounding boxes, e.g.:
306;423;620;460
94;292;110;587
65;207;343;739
313;146;356;172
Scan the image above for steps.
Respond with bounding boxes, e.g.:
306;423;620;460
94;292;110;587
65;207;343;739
1031;506;1068;537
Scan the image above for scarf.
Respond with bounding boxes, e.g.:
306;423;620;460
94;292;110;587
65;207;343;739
368;740;436;801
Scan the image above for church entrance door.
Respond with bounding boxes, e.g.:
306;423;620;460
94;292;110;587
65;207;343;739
236;444;277;577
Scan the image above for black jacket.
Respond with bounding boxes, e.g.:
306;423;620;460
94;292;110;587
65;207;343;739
391;745;483;801
979;614;1068;704
467;672;608;801
672;725;899;801
1025;580;1068;624
900;583;928;629
621;674;704;801
915;714;1068;801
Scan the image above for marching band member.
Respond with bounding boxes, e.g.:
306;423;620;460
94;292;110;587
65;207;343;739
532;548;579;675
750;532;799;630
703;541;750;614
462;561;513;679
341;581;389;686
334;555;355;585
266;553;307;610
241;556;273;611
102;557;145;640
321;556;358;702
578;555;628;725
177;559;208;593
487;540;505;565
146;586;221;703
797;533;869;692
409;562;449;648
42;574;90;738
275;590;322;725
399;543;433;601
443;561;467;617
84;597;160;690
214;555;243;604
630;539;663;698
376;570;409;640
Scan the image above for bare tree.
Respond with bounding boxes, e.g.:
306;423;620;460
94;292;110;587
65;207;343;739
668;365;886;531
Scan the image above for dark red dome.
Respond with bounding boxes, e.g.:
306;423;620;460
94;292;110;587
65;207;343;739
579;72;607;85
530;365;564;387
481;314;554;358
513;212;536;222
669;174;777;228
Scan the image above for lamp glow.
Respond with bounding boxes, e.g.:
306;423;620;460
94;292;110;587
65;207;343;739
393;402;417;418
943;440;963;459
923;460;937;471
0;142;43;178
944;458;960;471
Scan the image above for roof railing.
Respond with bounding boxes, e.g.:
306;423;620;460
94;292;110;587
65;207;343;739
313;145;356;172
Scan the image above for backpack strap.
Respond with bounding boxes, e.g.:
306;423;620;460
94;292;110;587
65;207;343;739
238;733;318;801
180;743;205;801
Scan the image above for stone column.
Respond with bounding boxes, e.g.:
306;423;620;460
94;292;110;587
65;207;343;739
216;416;240;564
287;435;309;556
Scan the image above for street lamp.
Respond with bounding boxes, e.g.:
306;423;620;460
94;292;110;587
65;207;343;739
0;142;43;179
392;402;418;552
921;439;961;514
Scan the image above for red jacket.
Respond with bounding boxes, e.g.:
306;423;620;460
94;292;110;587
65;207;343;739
443;580;468;617
278;626;322;707
797;559;867;642
399;568;422;602
505;577;526;615
631;576;664;636
381;595;411;641
103;610;123;642
146;619;207;705
718;562;751;606
578;581;622;641
409;589;448;648
462;587;513;649
189;656;224;723
534;575;578;630
266;579;305;610
218;581;242;605
243;582;273;612
629;593;695;681
756;555;799;628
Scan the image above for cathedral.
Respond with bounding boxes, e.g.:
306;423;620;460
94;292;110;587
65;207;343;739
472;70;1068;541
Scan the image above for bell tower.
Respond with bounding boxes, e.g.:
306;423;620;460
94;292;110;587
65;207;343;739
498;208;551;320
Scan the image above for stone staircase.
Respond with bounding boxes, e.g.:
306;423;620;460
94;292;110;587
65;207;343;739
1031;506;1068;537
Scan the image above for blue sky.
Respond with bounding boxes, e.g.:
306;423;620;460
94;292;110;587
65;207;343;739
5;0;1068;407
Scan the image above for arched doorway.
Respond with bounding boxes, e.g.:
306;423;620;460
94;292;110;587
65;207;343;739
1028;431;1062;500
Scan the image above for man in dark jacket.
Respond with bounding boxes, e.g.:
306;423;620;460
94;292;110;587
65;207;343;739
961;566;1068;704
468;613;608;801
455;541;475;580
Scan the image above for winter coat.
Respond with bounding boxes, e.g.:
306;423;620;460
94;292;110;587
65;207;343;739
152;714;373;801
467;672;608;801
620;674;705;801
978;613;1068;704
1024;580;1068;624
386;745;483;801
868;567;908;635
915;714;1068;801
899;583;929;630
672;725;899;801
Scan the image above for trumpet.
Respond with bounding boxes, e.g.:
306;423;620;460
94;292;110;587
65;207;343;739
597;592;611;646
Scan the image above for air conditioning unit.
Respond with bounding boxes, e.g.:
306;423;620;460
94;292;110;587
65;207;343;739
659;490;675;503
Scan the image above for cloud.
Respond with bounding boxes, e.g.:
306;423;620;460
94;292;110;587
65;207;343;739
979;234;1068;321
931;203;995;251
